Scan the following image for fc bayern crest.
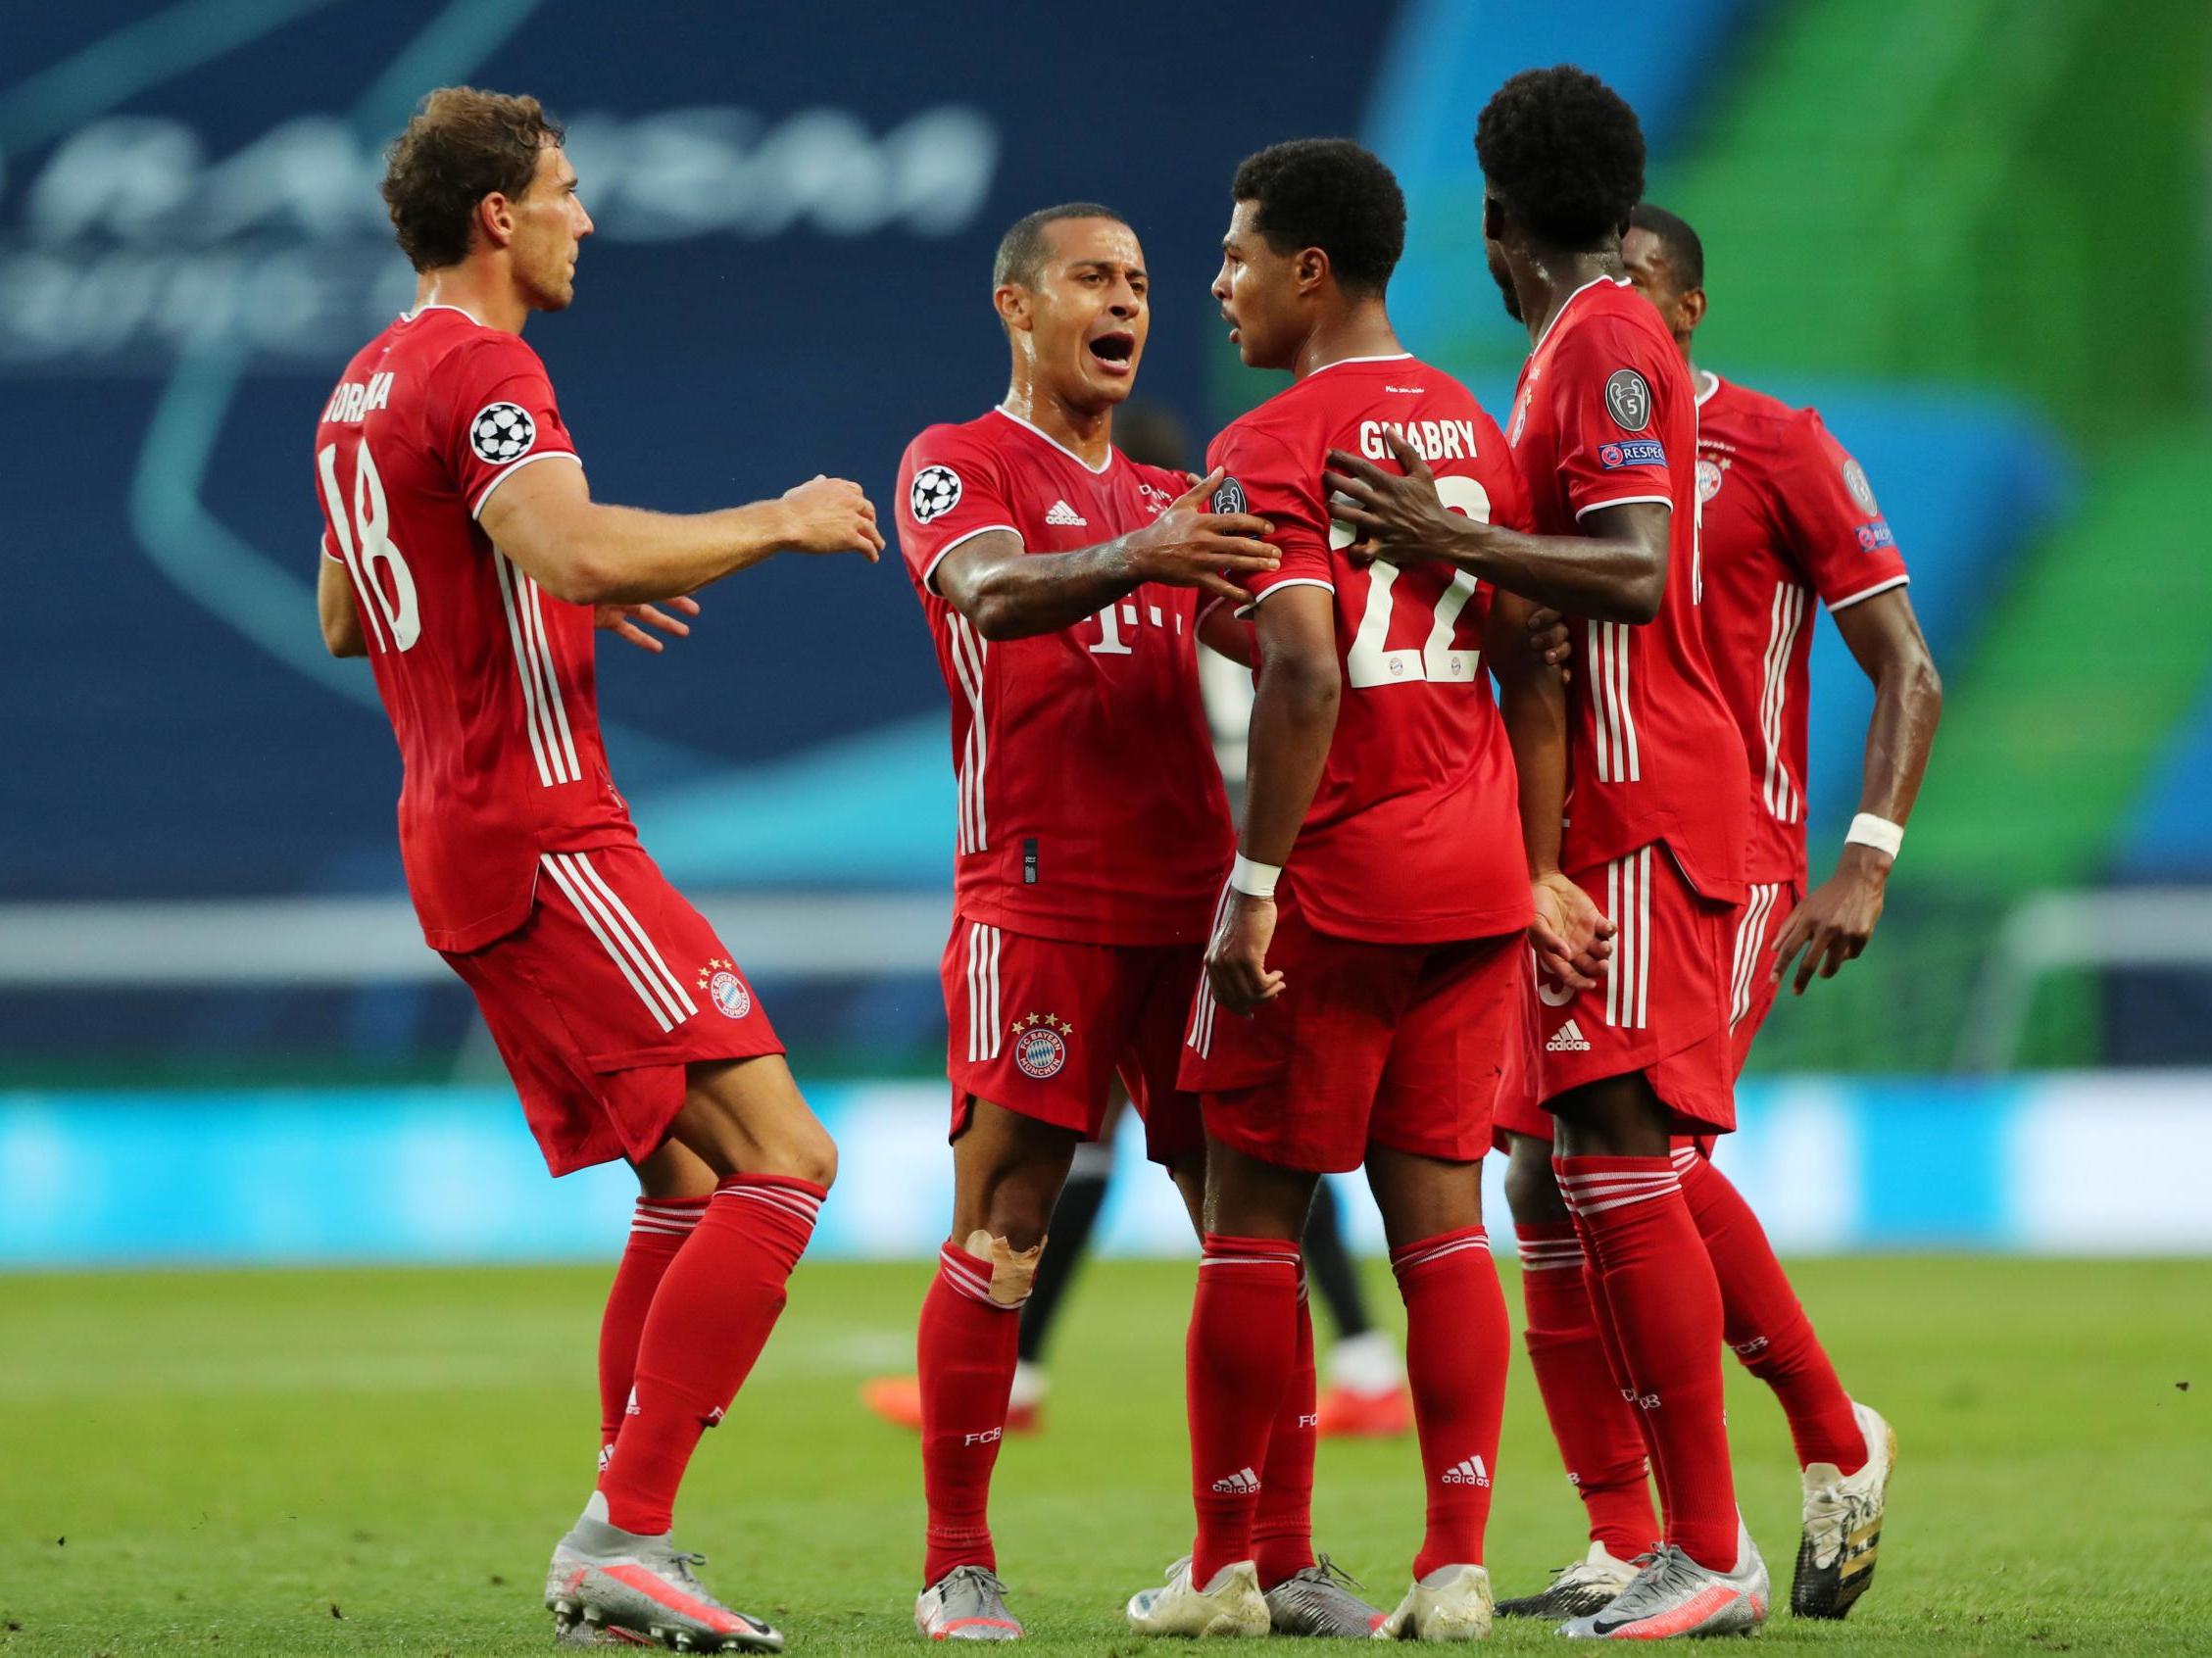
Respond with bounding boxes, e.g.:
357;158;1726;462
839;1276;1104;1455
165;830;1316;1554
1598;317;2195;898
1842;458;1879;514
910;464;961;523
696;957;752;1019
1010;1011;1071;1079
469;401;537;463
1603;368;1652;431
1696;458;1725;503
1210;475;1247;515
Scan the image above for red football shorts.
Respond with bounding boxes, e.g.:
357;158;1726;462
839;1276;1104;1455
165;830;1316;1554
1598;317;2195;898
441;845;783;1176
1727;878;1803;1075
1178;892;1528;1175
941;915;1204;1164
1495;841;1741;1142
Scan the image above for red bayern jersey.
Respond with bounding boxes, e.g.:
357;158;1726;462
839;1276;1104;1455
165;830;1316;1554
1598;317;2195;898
1696;373;1910;883
314;304;634;952
1211;353;1535;946
894;408;1234;947
1506;277;1748;902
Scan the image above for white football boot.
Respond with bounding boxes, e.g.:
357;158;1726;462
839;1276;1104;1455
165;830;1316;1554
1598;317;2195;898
546;1492;783;1652
1557;1522;1768;1639
1793;1400;1897;1619
914;1565;1023;1640
1375;1563;1494;1640
1125;1556;1270;1637
1495;1541;1643;1621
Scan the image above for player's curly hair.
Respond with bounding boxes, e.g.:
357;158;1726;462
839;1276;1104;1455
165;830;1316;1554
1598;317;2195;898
1231;138;1405;297
381;86;565;272
1475;66;1645;251
1628;202;1704;293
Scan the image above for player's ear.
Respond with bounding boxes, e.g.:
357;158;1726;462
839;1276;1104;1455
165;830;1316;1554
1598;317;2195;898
1680;286;1707;331
1482;194;1504;243
1295;245;1329;296
475;190;517;252
993;282;1033;334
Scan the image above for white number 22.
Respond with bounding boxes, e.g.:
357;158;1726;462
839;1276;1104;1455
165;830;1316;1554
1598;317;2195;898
318;438;421;653
1332;473;1492;689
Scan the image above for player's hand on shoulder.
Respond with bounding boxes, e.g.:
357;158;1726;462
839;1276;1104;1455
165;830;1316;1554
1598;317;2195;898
779;473;884;561
597;595;701;655
1529;869;1613;991
1770;847;1889;995
1324;429;1463;565
1204;887;1285;1014
1127;465;1277;608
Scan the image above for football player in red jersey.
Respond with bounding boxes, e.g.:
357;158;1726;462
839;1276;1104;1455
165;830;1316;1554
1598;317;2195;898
1125;138;1606;1642
1325;71;1771;1638
314;88;880;1653
890;204;1300;1641
1484;203;1939;1627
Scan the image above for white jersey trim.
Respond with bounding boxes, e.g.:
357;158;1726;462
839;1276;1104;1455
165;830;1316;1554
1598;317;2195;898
945;610;990;854
1234;574;1336;621
1826;572;1910;613
494;553;575;787
1573;493;1673;520
1587;620;1643;784
1303;352;1416;376
1529;274;1627;357
471;449;582;519
919;522;1019;594
1759;581;1809;823
991;406;1114;475
1695;369;1724;408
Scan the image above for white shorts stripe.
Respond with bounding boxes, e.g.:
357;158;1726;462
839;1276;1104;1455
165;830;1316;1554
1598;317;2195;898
1604;856;1624;1028
538;854;675;1032
566;853;698;1018
1635;845;1652;1030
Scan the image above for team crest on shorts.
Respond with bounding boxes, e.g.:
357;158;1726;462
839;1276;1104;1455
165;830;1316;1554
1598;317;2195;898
1009;1011;1072;1078
696;957;753;1019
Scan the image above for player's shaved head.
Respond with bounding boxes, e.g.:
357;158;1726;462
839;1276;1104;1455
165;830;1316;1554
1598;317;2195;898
383;86;566;271
1628;203;1704;296
993;203;1129;291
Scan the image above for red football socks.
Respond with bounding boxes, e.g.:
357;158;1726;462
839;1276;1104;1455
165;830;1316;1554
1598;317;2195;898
1392;1227;1510;1577
1188;1235;1302;1586
597;1175;823;1536
918;1241;1027;1585
1251;1278;1317;1589
1554;1156;1739;1572
1676;1149;1865;1474
598;1196;709;1462
1515;1220;1660;1559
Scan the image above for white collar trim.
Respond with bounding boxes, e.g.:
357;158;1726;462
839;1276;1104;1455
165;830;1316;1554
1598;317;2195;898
1531;274;1626;356
1696;369;1723;407
399;302;485;327
992;405;1113;475
1305;352;1415;377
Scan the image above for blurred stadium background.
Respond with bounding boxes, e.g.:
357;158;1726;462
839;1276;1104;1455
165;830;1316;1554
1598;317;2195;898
4;0;2212;1276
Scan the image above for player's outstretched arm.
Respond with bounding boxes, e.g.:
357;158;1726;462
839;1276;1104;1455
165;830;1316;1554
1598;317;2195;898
318;555;368;658
934;468;1277;642
1488;589;1612;990
1206;585;1340;1015
1771;587;1942;994
480;461;882;607
1325;432;1665;622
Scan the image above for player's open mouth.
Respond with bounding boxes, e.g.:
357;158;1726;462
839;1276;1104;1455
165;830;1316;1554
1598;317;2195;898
1087;332;1136;374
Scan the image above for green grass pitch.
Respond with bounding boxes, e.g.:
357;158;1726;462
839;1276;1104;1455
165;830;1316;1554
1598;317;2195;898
2;1255;2207;1654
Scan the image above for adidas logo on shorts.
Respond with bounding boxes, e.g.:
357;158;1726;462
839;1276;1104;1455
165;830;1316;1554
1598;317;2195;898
1548;1018;1593;1052
1044;499;1088;527
1210;1466;1261;1495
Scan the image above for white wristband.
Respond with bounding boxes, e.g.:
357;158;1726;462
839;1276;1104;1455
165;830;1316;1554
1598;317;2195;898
1844;813;1905;859
1229;855;1281;899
